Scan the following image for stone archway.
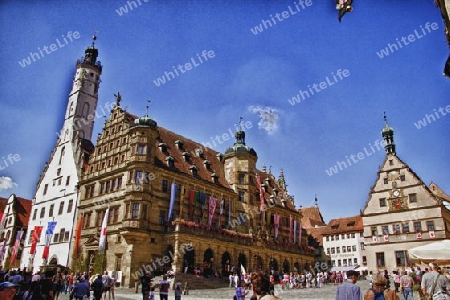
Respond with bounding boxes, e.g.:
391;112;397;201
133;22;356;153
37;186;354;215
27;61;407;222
254;255;263;271
203;248;214;276
238;253;247;273
222;251;232;275
269;257;279;272
183;248;195;274
282;259;290;273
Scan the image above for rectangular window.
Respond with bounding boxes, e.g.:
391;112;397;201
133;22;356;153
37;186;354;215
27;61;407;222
414;221;422;232
100;182;105;194
58;202;64;215
115;255;122;271
117;177;122;190
383;178;388;184
347;246;351;252
351;233;355;238
395;250;406;267
342;247;346;253
159;210;166;225
331;235;334;241
331;247;335;254
393;224;401;234
360;242;365;250
326;236;329;241
97;211;104;227
135;171;142;184
90;185;95;197
53;233;59;243
352;245;356;252
111;179;116;191
162;180;168;193
336;247;340;254
371;227;377;236
402;223;410;233
125;203;130;219
238;173;245;184
43;184;48;195
137;144;145;155
379;198;386;207
106;181;110;193
353;258;358;264
376;252;385;268
362;256;367;265
142;204;148;220
64;231;70;241
427;220;435;231
400;174;405;181
49;205;54;217
83;213;91;229
336;235;339;241
409;193;417;203
131;203;140;219
239;191;245;202
108;209;114;225
85;186;91;199
59;229;64;242
341;234;345;240
33;209;37;220
114;207;119;223
382;226;389;235
338;260;341;267
67;200;73;213
66;176;70;186
326;248;330;255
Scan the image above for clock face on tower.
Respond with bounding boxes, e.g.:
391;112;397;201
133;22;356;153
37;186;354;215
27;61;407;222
392;189;400;197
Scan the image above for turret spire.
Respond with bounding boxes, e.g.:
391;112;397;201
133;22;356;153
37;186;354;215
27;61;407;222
381;112;396;155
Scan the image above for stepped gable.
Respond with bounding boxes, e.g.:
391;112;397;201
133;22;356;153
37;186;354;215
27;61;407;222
154;126;232;189
324;215;362;235
256;170;296;211
299;205;326;229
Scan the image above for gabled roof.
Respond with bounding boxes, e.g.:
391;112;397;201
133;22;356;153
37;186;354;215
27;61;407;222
12;196;32;228
299;205;326;229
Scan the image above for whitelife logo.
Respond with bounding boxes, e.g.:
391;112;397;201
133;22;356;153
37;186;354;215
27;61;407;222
18;31;81;68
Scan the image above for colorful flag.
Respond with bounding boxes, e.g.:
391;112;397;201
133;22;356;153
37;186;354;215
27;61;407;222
289;215;294;244
298;221;302;245
72;215;83;258
274;214;280;239
256;174;266;212
293;220;298;244
429;231;435;238
372;236;378;243
9;230;24;265
384;235;389;242
227;199;231;227
99;208;109;252
42;221;57;259
207;196;217;230
218;199;224;229
168;183;177;221
30;226;43;255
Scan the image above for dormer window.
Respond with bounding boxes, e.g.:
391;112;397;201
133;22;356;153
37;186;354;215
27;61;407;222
273;188;278;196
182;152;190;162
211;173;218;183
203;160;210;169
281;198;286;207
175;140;184;150
158;143;167;152
189;165;198;176
269;195;275;204
166;156;175;168
195;148;204;158
216;153;223;162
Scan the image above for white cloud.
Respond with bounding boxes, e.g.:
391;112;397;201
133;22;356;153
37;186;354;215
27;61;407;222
0;176;18;191
248;105;280;135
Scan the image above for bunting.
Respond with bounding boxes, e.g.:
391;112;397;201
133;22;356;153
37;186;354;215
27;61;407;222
188;189;195;220
72;215;83;259
42;221;57;259
99;208;109;252
274;214;280;239
168;183;177;221
30;226;43;255
9;230;24;265
207;196;217;230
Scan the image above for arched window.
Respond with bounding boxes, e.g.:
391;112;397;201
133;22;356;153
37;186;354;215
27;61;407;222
59;147;65;165
82;102;90;118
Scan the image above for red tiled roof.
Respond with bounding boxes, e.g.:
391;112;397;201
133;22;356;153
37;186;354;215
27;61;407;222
0;197;7;212
299;206;326;229
13;196;32;227
307;226;329;246
323;215;363;235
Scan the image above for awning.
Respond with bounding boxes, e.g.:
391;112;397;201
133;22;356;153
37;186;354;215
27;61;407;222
330;266;355;272
355;266;368;272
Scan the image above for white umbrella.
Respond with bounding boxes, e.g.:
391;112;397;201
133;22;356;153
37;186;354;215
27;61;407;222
408;239;450;265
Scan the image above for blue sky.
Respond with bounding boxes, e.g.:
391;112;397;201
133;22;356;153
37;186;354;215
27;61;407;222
0;0;449;222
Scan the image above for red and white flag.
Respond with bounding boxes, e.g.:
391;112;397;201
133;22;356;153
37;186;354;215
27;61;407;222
9;230;24;265
372;236;378;243
416;232;422;240
429;231;435;238
383;235;389;242
99;208;110;252
30;226;43;255
207;196;217;230
42;221;57;259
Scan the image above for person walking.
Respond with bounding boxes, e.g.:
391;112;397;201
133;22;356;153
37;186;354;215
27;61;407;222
102;271;111;300
109;273;116;300
141;272;151;300
92;274;104;300
174;282;182;300
159;275;170;300
249;270;279;300
364;276;399;300
335;270;361;300
70;276;90;300
421;262;449;299
399;271;414;300
236;280;246;300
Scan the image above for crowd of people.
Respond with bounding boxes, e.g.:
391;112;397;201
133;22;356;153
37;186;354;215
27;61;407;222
0;266;117;300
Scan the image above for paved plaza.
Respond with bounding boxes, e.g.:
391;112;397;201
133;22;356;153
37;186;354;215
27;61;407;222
55;279;412;300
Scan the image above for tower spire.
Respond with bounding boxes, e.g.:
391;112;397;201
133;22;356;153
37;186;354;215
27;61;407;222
381;112;396;155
